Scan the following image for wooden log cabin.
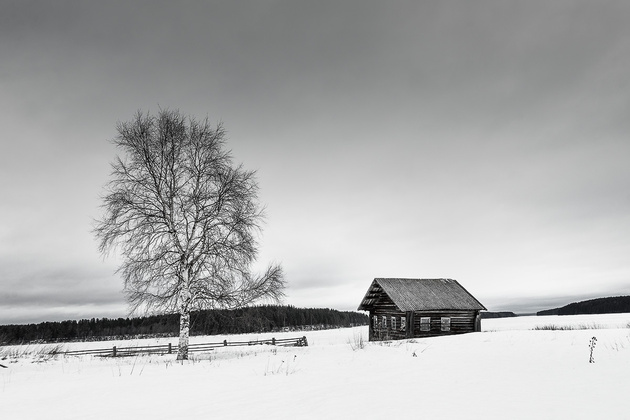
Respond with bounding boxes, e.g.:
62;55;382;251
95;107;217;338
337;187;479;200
358;278;486;341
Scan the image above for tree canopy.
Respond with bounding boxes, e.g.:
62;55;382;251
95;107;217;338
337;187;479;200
94;110;284;359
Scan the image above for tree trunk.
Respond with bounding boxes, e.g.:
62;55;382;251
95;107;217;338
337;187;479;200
177;309;190;360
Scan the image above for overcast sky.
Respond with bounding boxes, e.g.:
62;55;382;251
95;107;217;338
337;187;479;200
2;1;630;324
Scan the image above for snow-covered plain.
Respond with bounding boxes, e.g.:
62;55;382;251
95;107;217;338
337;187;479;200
2;314;630;419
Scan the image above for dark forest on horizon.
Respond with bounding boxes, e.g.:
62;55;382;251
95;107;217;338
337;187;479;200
537;296;630;316
0;305;368;345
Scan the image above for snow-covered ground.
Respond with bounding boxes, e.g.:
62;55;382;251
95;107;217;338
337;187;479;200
2;313;629;419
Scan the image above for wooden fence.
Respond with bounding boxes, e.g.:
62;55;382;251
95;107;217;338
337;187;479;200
62;336;308;357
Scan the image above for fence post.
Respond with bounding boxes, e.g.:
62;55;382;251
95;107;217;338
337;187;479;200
168;343;172;354
224;340;228;346
112;346;117;357
302;336;308;346
272;337;276;346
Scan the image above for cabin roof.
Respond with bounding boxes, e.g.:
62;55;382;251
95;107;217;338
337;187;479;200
358;278;486;312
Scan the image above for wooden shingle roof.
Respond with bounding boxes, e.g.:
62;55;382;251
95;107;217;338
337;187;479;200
358;278;486;312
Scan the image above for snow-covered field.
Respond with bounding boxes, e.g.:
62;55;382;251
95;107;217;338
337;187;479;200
2;313;630;419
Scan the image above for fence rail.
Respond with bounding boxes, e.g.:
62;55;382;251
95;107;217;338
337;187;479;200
62;336;308;357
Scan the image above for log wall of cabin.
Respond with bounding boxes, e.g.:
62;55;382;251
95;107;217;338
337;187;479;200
369;309;478;340
367;292;478;341
410;310;478;337
369;309;407;341
368;292;407;341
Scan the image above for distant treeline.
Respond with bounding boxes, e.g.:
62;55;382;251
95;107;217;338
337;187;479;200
480;311;517;319
537;296;630;316
0;305;368;345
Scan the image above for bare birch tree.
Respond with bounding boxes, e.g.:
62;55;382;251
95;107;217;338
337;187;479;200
94;110;285;360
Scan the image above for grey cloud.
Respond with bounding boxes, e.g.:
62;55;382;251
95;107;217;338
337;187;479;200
0;260;123;317
2;1;630;323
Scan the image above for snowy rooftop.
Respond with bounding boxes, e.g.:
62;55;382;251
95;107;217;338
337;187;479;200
358;278;487;312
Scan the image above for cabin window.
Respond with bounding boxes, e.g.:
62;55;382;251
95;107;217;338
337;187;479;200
373;315;378;329
420;317;431;332
382;316;387;328
441;317;451;332
400;317;406;331
391;316;396;330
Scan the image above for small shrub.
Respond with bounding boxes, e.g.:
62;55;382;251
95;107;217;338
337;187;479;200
263;354;298;376
348;332;366;351
589;336;597;363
